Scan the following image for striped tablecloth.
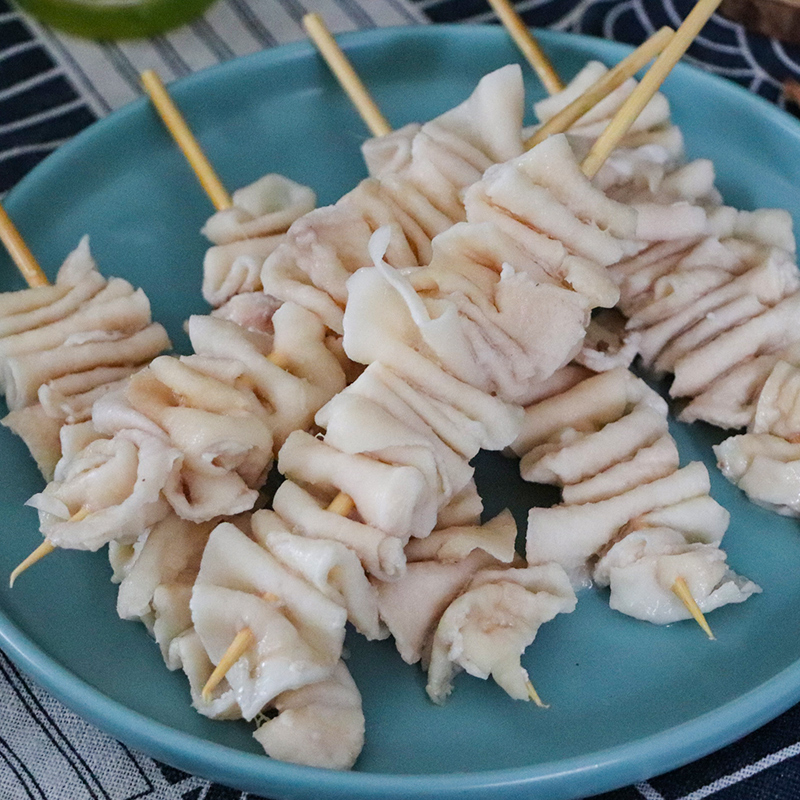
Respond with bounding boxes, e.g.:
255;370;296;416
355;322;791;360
3;1;800;799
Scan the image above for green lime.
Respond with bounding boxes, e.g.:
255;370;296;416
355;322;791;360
14;0;219;39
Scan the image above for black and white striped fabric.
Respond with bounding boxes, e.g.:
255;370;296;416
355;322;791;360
4;1;800;798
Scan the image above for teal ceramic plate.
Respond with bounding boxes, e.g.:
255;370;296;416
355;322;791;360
2;25;800;800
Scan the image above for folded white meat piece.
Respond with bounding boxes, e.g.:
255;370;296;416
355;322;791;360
201;174;316;246
26;427;179;550
670;290;800;400
344;227;586;408
122;354;274;522
593;526;760;623
375;511;518;666
510;367;635;459
425;563;576;705
376;549;499;667
515;369;671;492
751;359;800;438
261;65;526;334
253;660;365;770
200;174;315;308
317;386;474;508
188;303;346;448
434;479;483;529
679;342;800;429
0;238;169;411
714;359;800;516
715;433;800;516
272;479;406;582
191;522;346;721
250;509;386;641
168;628;241;720
278;429;438;540
202;237;285;308
361;122;421;178
404;508;517;565
109;512;218;661
527;461;712;581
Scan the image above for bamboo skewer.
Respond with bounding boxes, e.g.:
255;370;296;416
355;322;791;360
486;0;563;95
672;577;715;640
581;0;724;178
524;26;675;149
202;627;256;702
0;203;58;587
9;540;56;588
302;13;392;138
0;204;49;288
140;69;233;211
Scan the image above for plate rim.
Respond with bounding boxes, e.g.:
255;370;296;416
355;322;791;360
3;23;800;800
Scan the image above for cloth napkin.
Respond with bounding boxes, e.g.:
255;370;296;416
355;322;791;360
3;1;800;799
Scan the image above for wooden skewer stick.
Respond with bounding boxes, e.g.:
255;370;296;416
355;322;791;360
9;540;56;588
302;13;392;138
525;26;675;150
672;576;715;640
140;69;233;211
581;0;723;178
201;627;256;702
525;676;548;709
9;507;91;587
486;0;563;95
0;203;49;288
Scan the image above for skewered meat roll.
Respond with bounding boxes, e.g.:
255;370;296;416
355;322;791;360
201;174;316;307
191;521;347;720
516;367;759;623
25;299;347;551
0;237;170;477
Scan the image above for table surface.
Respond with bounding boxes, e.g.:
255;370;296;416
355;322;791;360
3;1;800;799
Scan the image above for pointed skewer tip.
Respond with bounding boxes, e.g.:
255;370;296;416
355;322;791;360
525;677;549;708
9;539;56;588
672;576;715;640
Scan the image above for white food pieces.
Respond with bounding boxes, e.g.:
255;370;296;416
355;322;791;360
607;209;800;429
253;661;365;771
188;303;346;448
250;509;386;641
715;357;800;511
27;428;178;550
191;522;346;720
513;362;757;626
593;527;760;623
200;174;316;307
110;512;217;659
0;237;170;476
261;65;527;334
425;564;576;704
202;174;317;246
278;429;437;540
